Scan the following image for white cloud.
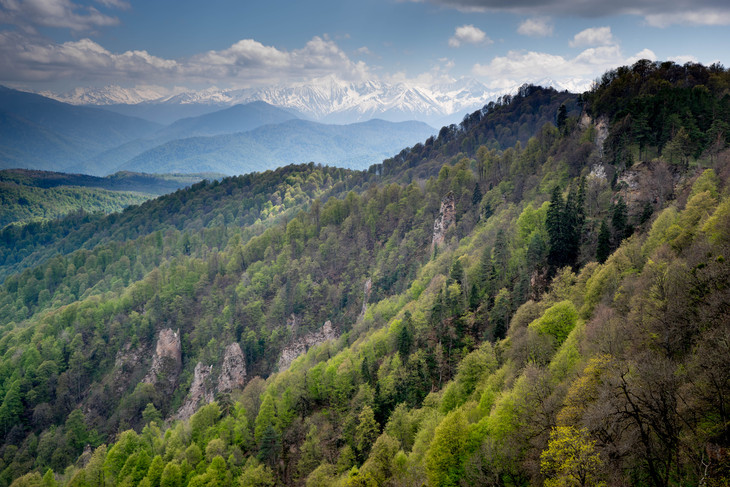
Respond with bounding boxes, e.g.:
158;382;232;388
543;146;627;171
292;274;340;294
448;24;491;47
569;27;614;47
668;54;698;64
517;17;553;37
0;32;371;87
414;0;730;27
472;46;657;91
644;9;730;27
0;0;120;32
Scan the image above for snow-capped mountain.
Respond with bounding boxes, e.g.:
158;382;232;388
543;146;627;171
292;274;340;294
45;77;505;126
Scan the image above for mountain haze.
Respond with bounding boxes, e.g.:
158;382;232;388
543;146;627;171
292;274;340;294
120;118;436;175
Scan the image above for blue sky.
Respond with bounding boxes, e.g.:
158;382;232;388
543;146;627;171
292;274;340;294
1;0;729;94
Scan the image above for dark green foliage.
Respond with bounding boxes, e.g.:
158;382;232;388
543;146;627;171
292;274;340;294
596;219;611;263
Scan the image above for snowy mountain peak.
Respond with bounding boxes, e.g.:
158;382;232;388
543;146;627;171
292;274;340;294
41;77;511;125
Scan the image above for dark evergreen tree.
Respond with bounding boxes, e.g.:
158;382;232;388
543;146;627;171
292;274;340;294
546;186;566;268
472;184;483;207
612;196;629;243
596;219;611;264
557;104;568;134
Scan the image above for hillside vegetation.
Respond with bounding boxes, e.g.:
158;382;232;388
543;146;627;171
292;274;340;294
0;61;728;487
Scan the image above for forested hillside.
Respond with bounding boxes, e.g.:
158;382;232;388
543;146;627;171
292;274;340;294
0;61;729;487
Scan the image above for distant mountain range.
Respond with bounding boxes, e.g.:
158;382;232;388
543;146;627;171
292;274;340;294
40;76;585;126
0;86;161;171
41;76;503;126
119;118;435;175
0;86;435;176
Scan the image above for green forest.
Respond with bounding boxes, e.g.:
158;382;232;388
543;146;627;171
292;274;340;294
0;60;728;487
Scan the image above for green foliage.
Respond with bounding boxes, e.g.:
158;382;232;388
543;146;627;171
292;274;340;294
541;426;605;487
529;300;579;346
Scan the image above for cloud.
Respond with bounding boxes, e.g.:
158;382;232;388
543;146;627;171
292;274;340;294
569;27;614;47
0;0;121;32
94;0;130;9
668;54;698;64
644;9;730;27
0;32;371;87
517;17;553;37
412;0;730;26
472;45;656;91
448;24;491;47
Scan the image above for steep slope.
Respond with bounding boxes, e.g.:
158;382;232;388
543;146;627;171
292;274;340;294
119;119;436;175
0;61;729;487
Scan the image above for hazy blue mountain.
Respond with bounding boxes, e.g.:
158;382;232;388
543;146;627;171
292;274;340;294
120;118;436;175
0;87;161;171
154;101;299;139
75;101;302;175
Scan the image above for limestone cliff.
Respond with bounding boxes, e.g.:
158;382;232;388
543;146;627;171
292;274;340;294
278;320;337;372
432;191;456;249
217;343;246;393
142;328;182;393
175;362;214;420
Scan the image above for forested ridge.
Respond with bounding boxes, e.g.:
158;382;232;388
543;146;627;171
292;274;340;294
0;60;729;486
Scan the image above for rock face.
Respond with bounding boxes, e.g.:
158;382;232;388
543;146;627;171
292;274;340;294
359;278;372;320
217;343;246;393
175;342;247;420
176;362;214;420
432;191;456;249
143;328;182;393
278;320;337;372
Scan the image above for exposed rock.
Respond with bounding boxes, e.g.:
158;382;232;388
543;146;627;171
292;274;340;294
595;116;609;159
112;342;149;395
217;343;246;394
432;191;456;249
588;164;607;182
278;320;337;372
176;362;214;420
617;159;678;208
359;277;372;320
142;328;182;393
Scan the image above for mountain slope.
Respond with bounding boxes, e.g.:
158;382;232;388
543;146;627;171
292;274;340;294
0;61;728;487
120;118;436;175
0;87;161;172
154;101;299;140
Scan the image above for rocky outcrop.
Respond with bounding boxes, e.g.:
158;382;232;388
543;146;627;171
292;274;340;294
176;362;214;420
142;328;182;393
359;278;372;320
595;116;609;159
112;342;150;395
174;342;247;420
278;320;337;372
217;343;246;393
432;191;456;249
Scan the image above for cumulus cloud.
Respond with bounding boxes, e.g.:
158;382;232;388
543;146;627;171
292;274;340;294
0;0;121;32
0;32;371;87
472;45;656;91
517;17;553;37
448;24;491;47
411;0;730;26
569;27;614;47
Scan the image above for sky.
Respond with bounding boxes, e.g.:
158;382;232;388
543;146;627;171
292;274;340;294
1;0;729;95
